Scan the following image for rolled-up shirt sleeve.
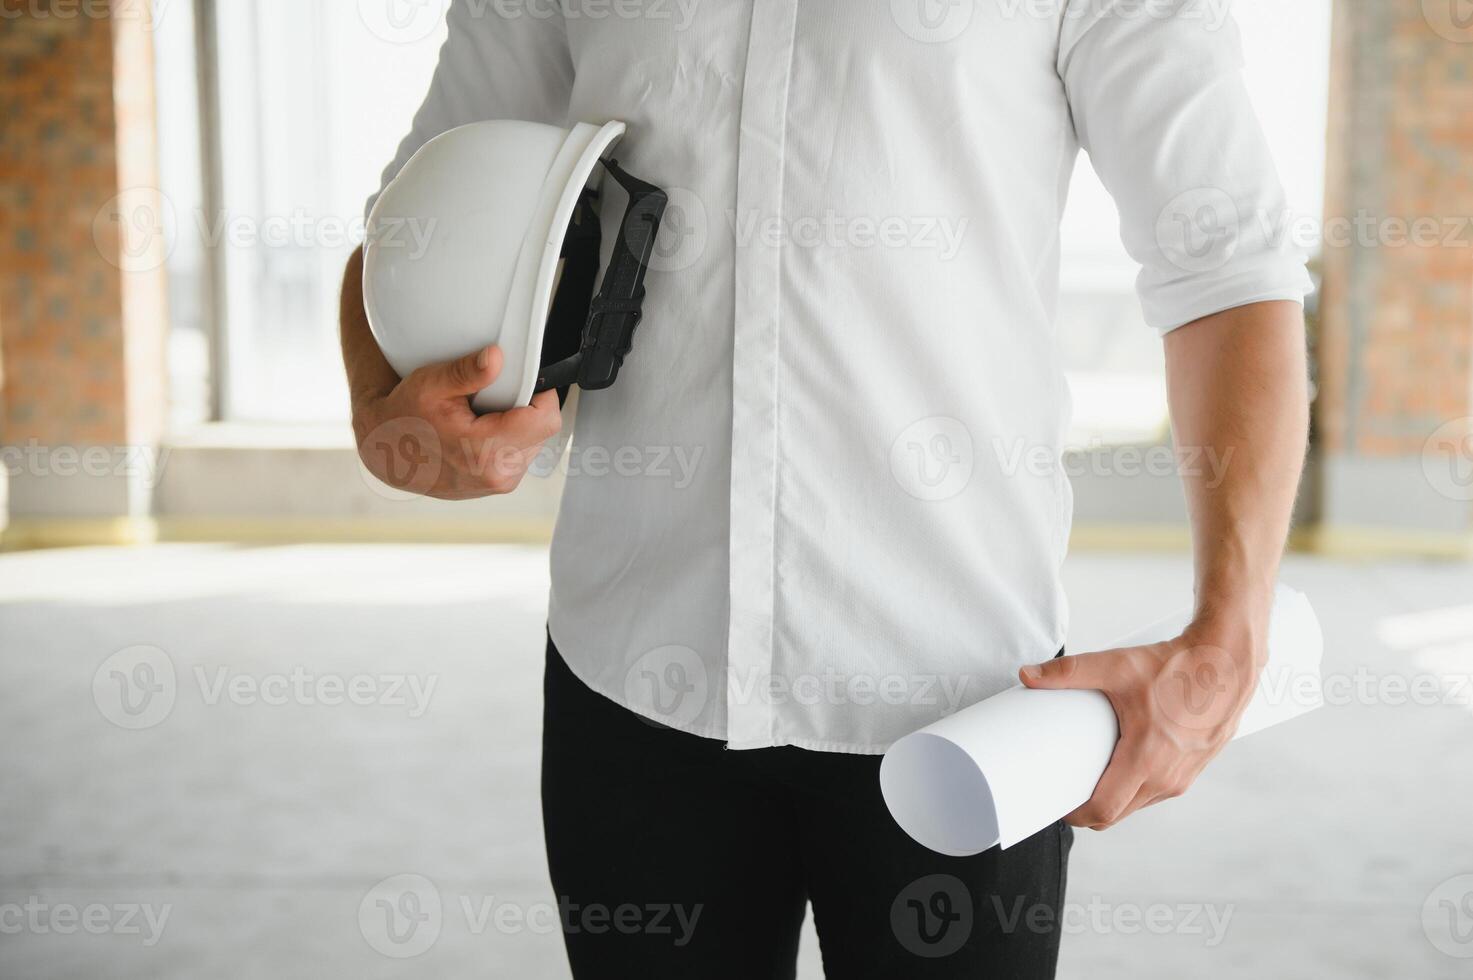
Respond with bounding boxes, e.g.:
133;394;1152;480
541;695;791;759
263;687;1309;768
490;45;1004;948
364;0;575;221
1058;1;1313;333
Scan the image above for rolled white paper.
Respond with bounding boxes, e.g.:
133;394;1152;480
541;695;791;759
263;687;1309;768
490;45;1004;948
879;585;1324;856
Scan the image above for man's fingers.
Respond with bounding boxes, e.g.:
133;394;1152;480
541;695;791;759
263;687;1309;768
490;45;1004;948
416;345;503;398
1019;649;1119;692
477;388;564;450
1066;738;1147;829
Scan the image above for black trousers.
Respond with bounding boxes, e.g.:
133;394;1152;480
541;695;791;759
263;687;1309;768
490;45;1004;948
541;637;1072;979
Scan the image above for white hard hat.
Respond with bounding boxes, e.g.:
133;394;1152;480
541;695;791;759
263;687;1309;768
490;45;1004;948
363;119;667;413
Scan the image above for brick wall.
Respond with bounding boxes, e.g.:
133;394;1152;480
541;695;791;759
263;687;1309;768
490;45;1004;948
1316;0;1473;549
0;0;168;545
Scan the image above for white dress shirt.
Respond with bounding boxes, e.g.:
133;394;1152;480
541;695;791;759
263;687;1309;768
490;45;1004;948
368;0;1312;753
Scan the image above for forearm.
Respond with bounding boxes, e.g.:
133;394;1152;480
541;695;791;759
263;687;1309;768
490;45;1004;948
339;246;401;429
1164;301;1309;642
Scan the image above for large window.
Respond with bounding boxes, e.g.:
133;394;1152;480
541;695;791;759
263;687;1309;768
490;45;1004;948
1059;0;1332;447
156;0;448;425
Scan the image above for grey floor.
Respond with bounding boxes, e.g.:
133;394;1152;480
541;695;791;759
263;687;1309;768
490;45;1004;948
1;545;1470;979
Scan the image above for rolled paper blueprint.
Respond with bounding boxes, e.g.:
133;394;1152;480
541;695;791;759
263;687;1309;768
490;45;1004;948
879;585;1324;856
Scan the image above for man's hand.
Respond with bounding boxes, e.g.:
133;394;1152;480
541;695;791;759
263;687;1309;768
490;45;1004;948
353;344;563;500
340;246;561;500
1019;609;1266;830
1020;299;1306;832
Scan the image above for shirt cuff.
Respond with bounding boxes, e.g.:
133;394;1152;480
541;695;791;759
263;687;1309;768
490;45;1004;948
1142;263;1315;335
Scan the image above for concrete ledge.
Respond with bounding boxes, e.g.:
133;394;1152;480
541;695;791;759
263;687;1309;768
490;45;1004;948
1070;523;1193;551
6;516;1467;560
1304;524;1473;560
154;516;554;545
1;517;158;551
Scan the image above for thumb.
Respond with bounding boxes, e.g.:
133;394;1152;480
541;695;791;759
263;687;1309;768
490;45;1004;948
416;345;503;398
1019;650;1115;692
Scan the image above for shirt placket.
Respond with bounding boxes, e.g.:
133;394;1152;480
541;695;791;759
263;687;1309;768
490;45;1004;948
725;0;799;750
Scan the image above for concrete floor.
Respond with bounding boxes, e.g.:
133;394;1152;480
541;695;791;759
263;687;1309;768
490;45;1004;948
1;545;1470;978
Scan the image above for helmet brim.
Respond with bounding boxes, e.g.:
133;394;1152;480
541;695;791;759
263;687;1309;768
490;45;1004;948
475;120;626;413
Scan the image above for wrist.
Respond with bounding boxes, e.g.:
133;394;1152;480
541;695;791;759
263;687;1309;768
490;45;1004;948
1185;594;1271;671
1193;568;1275;627
350;390;390;443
